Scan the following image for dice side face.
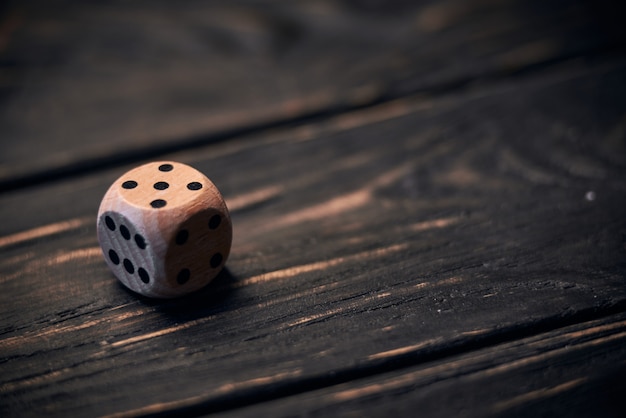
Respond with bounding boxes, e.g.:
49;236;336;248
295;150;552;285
164;205;232;297
97;161;232;298
97;211;158;296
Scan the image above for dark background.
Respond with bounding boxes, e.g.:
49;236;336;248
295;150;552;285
1;1;625;417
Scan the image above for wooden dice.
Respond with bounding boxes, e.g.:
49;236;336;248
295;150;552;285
97;162;232;298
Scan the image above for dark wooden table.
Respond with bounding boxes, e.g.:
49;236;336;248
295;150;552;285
1;1;625;416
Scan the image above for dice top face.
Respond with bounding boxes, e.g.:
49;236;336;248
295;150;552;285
118;162;211;210
97;161;232;298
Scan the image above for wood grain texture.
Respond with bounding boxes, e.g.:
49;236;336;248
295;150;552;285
1;55;625;416
0;0;624;189
216;313;626;418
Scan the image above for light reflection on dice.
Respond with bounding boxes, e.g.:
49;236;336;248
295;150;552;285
97;161;232;298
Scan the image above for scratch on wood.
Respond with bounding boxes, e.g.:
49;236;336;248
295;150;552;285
258;162;415;231
0;320;103;349
367;338;445;361
0;369;68;394
560;319;626;340
409;216;460;232
491;377;587;413
255;281;341;309
0;309;147;351
284;290;395;329
370;162;416;189
214;369;304;394
330;98;427;132
108;317;215;348
269;190;371;229
332;370;420;402
520;319;626;353
226;185;283;212
283;281;416;329
287;307;347;327
107;302;140;312
413;276;464;290
462;328;491;336
0;217;90;248
1;246;103;283
2;251;36;266
45;246;102;266
271;275;463;324
254;247;463;308
101;369;303;418
236;243;408;287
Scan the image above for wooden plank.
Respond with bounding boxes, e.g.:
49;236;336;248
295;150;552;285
215;312;626;418
1;0;624;189
1;60;626;416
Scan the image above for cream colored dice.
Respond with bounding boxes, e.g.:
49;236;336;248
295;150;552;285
97;162;232;298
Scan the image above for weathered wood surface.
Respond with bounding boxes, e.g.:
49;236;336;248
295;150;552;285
2;56;625;416
1;0;626;417
221;312;626;418
0;0;624;189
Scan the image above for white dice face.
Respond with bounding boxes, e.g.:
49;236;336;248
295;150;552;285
99;211;155;292
97;161;232;298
